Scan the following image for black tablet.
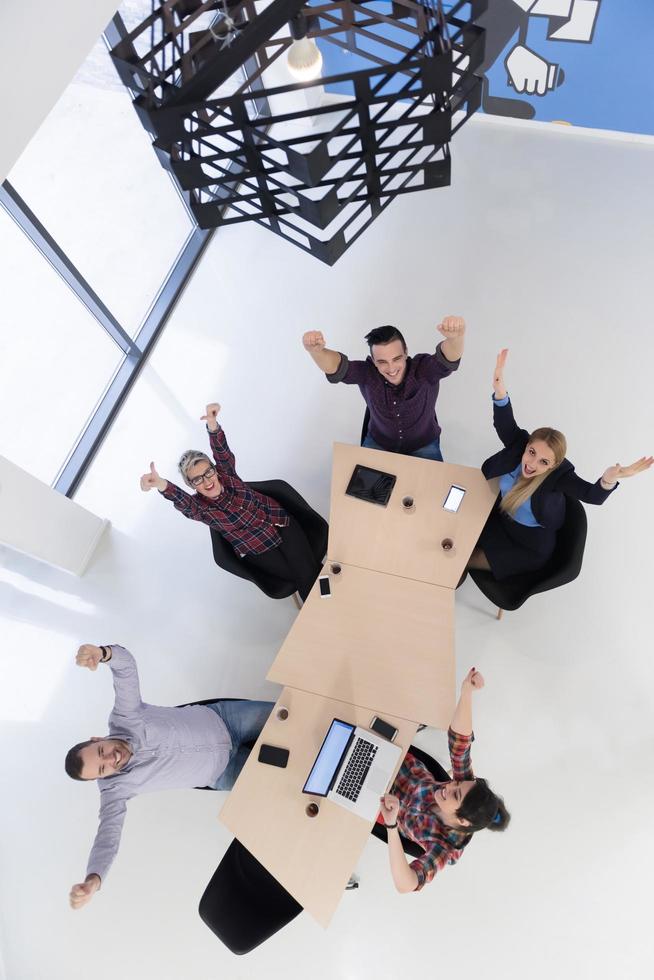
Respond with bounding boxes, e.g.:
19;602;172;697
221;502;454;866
345;463;397;507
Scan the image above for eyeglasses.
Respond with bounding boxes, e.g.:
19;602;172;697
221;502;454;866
189;464;217;488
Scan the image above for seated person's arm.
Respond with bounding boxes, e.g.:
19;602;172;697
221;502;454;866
69;795;128;909
75;643;143;726
140;461;206;521
560;457;653;504
302;331;343;376
387;828;420;893
450;667;482;738
490;349;529;449
379;795;420;893
437;315;466;363
201;402;237;476
105;645;144;718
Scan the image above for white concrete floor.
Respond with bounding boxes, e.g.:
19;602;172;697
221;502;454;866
1;117;654;980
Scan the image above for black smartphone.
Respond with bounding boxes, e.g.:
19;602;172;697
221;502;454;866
257;743;289;768
319;575;331;598
370;716;398;742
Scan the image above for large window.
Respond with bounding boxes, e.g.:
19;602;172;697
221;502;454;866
0;209;124;484
9;33;194;335
0;8;212;494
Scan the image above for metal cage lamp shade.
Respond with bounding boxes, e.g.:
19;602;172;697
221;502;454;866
110;0;487;265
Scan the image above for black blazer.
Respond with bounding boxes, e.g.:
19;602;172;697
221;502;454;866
481;399;616;530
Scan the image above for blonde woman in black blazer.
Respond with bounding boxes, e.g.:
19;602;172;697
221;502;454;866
468;350;652;580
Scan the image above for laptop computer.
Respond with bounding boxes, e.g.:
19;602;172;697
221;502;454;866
302;719;402;821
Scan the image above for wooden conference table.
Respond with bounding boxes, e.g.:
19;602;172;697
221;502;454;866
268;444;497;728
268;560;456;728
328;443;498;588
220;686;418;928
221;444;498;925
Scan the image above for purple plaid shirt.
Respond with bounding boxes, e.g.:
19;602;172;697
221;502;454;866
390;728;474;890
160;427;289;556
326;342;460;452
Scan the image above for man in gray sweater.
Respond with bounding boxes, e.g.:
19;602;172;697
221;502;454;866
65;643;272;909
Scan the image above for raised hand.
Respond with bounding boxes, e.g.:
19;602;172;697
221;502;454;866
69;875;101;910
462;667;484;692
76;644;103;671
379;794;400;826
493;349;509;399
437;316;466;340
200;403;221;431
140;461;167;493
302;331;326;352
602;457;654;486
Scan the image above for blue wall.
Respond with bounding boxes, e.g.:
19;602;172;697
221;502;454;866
319;1;654;137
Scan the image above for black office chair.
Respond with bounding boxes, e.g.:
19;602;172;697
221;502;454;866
198;839;303;954
370;744;450;857
210;479;328;601
360;406;372;446
468;495;588;619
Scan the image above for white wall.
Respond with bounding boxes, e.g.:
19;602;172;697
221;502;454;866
0;0;118;181
0;456;108;574
1;117;653;980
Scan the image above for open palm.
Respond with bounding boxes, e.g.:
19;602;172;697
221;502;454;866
603;457;654;484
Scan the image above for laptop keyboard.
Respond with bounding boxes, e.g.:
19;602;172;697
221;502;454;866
336;738;378;802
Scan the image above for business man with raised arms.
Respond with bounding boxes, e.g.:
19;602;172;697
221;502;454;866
302;316;466;460
66;643;272;909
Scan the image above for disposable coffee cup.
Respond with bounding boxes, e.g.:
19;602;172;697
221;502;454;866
402;496;415;511
330;563;342;575
305;802;320;818
276;706;289;721
441;538;454;551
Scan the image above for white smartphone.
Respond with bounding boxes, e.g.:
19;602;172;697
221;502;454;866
443;485;466;512
318;575;331;598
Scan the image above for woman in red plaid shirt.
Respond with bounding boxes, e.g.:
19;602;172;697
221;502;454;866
140;402;321;600
379;668;510;892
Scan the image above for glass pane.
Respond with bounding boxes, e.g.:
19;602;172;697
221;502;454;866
0;211;124;485
8;28;193;337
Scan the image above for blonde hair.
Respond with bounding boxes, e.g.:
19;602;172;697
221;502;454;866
499;428;567;517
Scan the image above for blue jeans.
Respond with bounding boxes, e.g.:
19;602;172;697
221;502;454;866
205;699;274;790
362;433;443;462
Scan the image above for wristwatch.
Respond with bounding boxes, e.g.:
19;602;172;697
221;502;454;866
100;645;111;663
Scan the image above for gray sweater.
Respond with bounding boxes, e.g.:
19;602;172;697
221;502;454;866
86;646;231;882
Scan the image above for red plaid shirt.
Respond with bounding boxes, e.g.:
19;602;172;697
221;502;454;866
160;427;289;556
390;728;474;890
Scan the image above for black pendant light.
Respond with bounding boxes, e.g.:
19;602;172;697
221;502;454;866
111;0;486;264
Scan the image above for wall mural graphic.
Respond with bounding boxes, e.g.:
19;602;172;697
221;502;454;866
477;0;601;119
321;1;652;137
475;0;653;136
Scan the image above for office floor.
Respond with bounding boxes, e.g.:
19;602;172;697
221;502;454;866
1;117;653;980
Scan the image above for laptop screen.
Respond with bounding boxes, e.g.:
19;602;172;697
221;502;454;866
302;719;354;796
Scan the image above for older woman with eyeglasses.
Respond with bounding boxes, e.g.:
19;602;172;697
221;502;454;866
140;403;321;600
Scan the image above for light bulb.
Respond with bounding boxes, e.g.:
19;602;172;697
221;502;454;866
287;37;323;82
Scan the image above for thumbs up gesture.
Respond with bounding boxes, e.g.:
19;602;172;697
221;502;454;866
140;461;167;492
